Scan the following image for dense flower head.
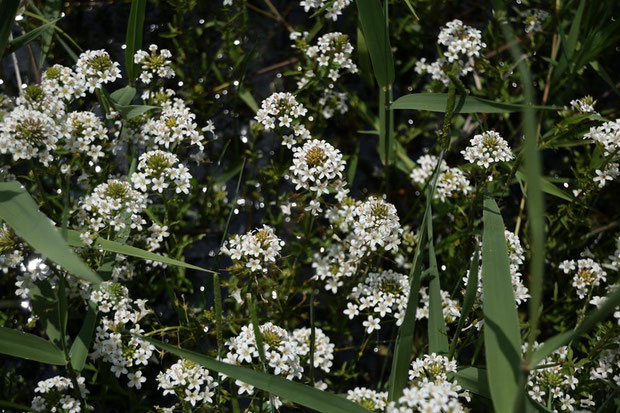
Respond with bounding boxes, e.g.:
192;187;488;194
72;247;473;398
221;225;284;273
559;258;607;299
134;44;175;84
570;95;597;114
318;89;348;118
31;375;91;413
16;83;65;119
157;359;218;407
289;139;346;203
223;322;303;395
409;353;457;383
438;19;486;62
0;223;24;274
0;107;60;166
347;387;388;412
41;64;86;101
131;150;192;194
349;196;402;259
461;130;514;168
415;56;475;86
61;111;108;162
523;9;550;34
90;282;153;385
291;327;335;373
78;179;148;245
75;49;122;92
142;102;204;150
346;269;410;332
15;257;50;299
299;0;352;21
312;243;358;293
300;32;358;85
417;287;461;324
584;119;620;157
387;380;467;413
255;92;310;147
410;155;471;202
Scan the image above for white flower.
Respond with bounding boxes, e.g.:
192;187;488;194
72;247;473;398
75;49;122;92
127;371;146;389
142;101;206;150
559;257;607;299
299;0;352;21
349;196;402;259
523;9;550;34
437;19;486;62
347;387;388;411
132;150;193;195
0;107;60;166
134;44;175;84
584;119;620;157
362;315;381;333
221;225;283;274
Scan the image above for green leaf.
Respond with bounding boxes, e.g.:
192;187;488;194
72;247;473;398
37;0;62;66
115;104;159;119
515;171;572;202
238;88;258;113
140;336;371;413
531;285;620;367
62;229;217;274
391;93;559;113
4;17;62;56
481;197;523;412
0;326;66;365
125;0;146;82
29;281;63;347
69;302;98;371
427;202;449;354
355;0;394;87
452;367;490;399
110;86;137;106
0;182;102;284
0;0;20;57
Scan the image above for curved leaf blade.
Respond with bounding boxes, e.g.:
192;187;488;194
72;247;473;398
0;326;66;365
427;203;449;354
355;0;394;87
140;336;371;413
391;93;559;113
0;182;102;284
69;302;98;371
125;0;146;82
482;197;523;412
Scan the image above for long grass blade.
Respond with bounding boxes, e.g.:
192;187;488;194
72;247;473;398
124;0;146;83
391;93;558;113
426;201;449;354
0;0;19;57
0;327;66;365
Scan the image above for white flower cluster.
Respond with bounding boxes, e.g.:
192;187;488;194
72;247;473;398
61;111;108;162
41;64;86;101
346;387;388;412
301;32;358;85
593;163;619;188
416;287;461;324
157;359;218;407
349;196;402;259
78;179;148;244
312;243;358;293
223;322;303;395
526;343;582;411
221;225;284;274
409;154;471;202
345;269;410;333
289;139;346;208
31;376;91;413
388;354;468;413
145;223;170;251
0;107;60;166
142;101;205;150
255;92;311;148
523;9;550;34
134;44;175;84
299;0;352;21
559;258;607;299
291;327;335;373
589;337;620;388
415;20;485;86
90;282;154;388
16;84;65;119
438;19;486;62
15;257;50;299
461;130;514;168
75;49;122;92
0;223;24;274
318;89;348;119
584;119;620;157
570;96;597;114
131;150;192;194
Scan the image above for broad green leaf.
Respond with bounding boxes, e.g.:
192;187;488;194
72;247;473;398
0;0;19;57
69;302;98;371
481;197;523;412
427;202;449;354
391;93;558;113
62;229;217;274
238;88;258;113
37;0;62;66
449;243;479;358
4;17;62;56
355;0;394;87
0;182;102;284
531;285;620;367
115;104;159;119
452;367;490;399
140;336;371;413
0;326;66;365
110;86;137;106
125;0;146;82
356;25;375;87
30;282;63;347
